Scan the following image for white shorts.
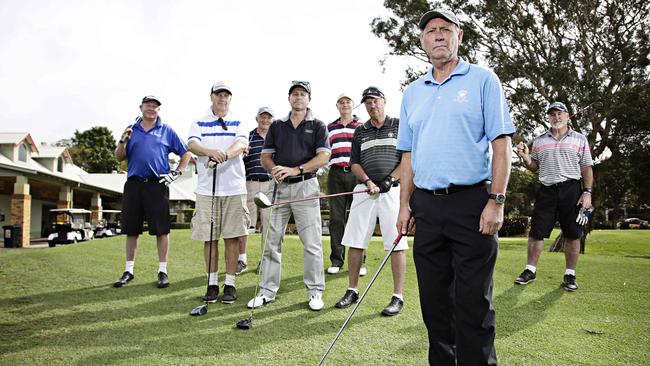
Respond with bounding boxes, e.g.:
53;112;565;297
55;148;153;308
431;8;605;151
341;184;408;251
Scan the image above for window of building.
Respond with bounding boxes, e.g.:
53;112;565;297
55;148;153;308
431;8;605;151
18;143;28;162
57;157;64;172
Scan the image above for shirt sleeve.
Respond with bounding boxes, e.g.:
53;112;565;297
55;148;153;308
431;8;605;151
482;71;516;141
188;120;201;144
349;126;362;165
579;136;594;168
314;120;331;154
168;127;189;156
396;92;413;152
262;121;277;154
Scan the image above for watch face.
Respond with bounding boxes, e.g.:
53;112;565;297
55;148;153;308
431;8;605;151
496;194;506;204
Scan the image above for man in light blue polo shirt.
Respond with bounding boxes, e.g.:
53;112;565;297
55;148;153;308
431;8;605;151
396;9;515;366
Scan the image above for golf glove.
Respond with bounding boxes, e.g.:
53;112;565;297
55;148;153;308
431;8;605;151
379;176;397;193
205;158;218;169
576;207;593;226
159;170;181;186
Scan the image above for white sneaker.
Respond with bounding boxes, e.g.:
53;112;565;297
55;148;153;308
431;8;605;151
308;293;324;311
359;266;367;277
327;266;340;274
246;294;274;309
248;227;256;234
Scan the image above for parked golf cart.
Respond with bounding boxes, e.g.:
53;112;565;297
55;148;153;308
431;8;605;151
47;208;94;247
94;209;122;238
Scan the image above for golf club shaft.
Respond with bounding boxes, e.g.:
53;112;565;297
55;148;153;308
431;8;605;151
570;101;598;119
317;232;405;366
248;183;278;321
271;189;369;207
206;166;217;305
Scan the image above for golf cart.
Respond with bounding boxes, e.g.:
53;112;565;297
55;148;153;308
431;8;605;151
47;208;94;247
94;209;122;238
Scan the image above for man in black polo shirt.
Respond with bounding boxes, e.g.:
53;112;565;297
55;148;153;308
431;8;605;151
238;106;275;275
334;86;408;316
247;81;331;311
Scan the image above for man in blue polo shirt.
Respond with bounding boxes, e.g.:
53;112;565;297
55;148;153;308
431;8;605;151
396;9;515;366
247;81;331;311
113;95;191;289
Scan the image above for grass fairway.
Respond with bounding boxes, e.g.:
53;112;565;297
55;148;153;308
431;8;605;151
1;230;648;365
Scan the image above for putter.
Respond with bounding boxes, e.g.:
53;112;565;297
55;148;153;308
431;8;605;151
236;183;278;329
190;160;218;316
318;231;406;366
253;188;369;209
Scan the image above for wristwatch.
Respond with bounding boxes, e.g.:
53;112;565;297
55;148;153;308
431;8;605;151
299;165;304;175
488;193;506;205
583;187;593;194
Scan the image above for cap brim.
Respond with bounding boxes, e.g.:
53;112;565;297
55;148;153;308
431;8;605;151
289;85;310;94
142;99;161;106
212;88;232;95
419;11;460;30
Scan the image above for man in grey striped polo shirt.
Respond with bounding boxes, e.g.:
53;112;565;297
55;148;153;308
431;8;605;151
334;86;408;316
514;101;594;291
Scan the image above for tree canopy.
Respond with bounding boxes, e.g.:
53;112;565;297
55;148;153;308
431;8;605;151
372;0;650;210
68;126;119;173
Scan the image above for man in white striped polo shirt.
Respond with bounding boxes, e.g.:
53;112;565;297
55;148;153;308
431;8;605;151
514;101;594;291
187;81;251;304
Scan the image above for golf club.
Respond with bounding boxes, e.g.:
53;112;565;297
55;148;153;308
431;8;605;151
236;183;278;329
317;231;406;366
570;101;601;119
254;188;369;209
190;159;218;316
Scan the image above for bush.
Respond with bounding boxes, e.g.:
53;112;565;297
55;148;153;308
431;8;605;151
499;216;529;237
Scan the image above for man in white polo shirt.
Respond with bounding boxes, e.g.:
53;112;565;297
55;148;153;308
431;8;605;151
514;101;594;291
187;81;250;304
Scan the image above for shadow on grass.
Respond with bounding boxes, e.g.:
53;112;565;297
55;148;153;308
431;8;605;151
0;272;387;364
494;285;564;338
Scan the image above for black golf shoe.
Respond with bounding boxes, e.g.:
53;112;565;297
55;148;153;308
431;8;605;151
562;274;579;291
157;272;170;288
203;285;219;303
334;289;359;309
113;271;134;288
381;295;404;316
514;269;536;285
222;285;237;304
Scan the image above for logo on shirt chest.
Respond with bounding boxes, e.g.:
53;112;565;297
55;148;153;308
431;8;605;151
454;90;469;104
305;129;313;134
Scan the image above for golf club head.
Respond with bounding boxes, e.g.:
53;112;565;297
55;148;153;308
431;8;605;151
236;316;253;329
254;192;272;208
190;304;208;316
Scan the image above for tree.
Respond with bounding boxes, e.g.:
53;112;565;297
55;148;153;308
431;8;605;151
372;0;650;248
70;126;119;173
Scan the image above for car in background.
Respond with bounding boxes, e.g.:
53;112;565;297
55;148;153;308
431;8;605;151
618;218;649;229
47;209;95;247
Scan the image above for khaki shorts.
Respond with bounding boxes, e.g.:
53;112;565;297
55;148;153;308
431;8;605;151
191;194;250;241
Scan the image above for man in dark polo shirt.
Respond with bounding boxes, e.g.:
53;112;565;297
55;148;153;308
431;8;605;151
334;86;407;316
113;95;191;289
239;106;275;274
326;93;364;276
247;81;331;311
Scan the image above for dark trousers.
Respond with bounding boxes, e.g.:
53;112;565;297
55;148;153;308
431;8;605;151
327;167;358;267
412;187;498;366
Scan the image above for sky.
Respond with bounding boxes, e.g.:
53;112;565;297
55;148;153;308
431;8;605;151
0;0;423;144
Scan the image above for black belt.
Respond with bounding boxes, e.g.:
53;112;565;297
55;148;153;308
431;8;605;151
128;176;158;183
420;180;489;196
547;179;579;187
330;165;352;173
247;178;272;182
284;173;316;184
